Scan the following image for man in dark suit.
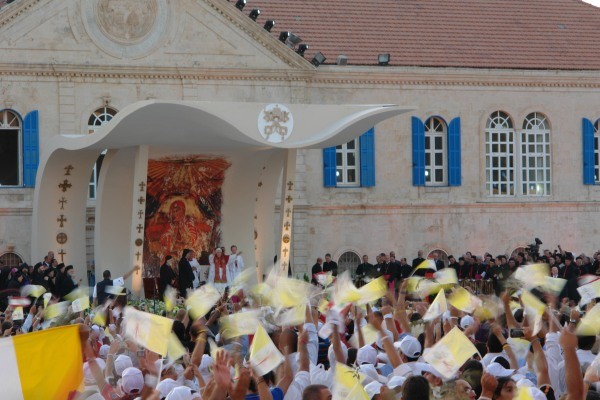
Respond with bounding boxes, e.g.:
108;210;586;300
412;250;425;269
355;254;373;286
323;253;338;277
178;249;195;298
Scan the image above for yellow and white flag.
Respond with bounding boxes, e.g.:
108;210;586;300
167;332;186;364
514;264;548;288
423;289;447;321
434;268;458;286
0;325;83;400
541;276;567;295
345;383;370;400
276;305;306;327
448;287;482;313
272;277;313;308
12;307;24;320
42;293;52;309
423;326;478;379
220;309;262;339
333;363;365;400
348;323;379;348
92;305;107;326
412;259;437;274
331;271;362;306
357;277;388;305
249;324;284;376
515;386;536;400
72;296;90;313
185;284;221;320
44;301;70;320
577;303;600;335
473;296;502;321
20;285;46;299
123;306;173;356
521;291;546;336
164;286;178;313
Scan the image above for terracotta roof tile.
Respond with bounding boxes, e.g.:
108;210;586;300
247;0;600;69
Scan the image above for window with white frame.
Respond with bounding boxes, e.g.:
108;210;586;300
521;112;551;196
0;110;21;186
424;117;447;185
87;106;117;134
594;120;600;183
87;106;116;199
485;111;515;196
485;111;551;197
336;139;360;186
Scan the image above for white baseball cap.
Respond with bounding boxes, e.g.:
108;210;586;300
166;386;202;400
394;335;422;359
357;345;378;365
460;315;475;330
487;362;515;377
121;367;144;395
157;378;179;399
114;354;133;376
364;381;383;399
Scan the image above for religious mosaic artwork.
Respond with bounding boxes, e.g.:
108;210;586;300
142;156;231;277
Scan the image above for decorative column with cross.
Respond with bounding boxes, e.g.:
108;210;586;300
128;145;149;296
278;149;297;274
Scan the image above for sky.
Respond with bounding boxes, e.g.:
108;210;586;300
583;0;600;6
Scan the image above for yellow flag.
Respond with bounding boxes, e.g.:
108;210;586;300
220;309;261;339
44;301;70;320
164;286;177;312
414;259;437;272
167;332;186;363
434;268;458;286
577;304;600;335
65;286;90;302
348;323;379;348
423;326;478;379
514;263;548;288
473;296;502;320
185;284;221;319
345;383;370;400
276;305;306;327
249;324;284;376
92;305;107;326
123;306;173;356
407;277;441;298
42;293;52;309
357;277;387;305
20;284;46;298
448;287;482;313
423;289;447;321
272;277;312;308
541;276;567;295
332;271;362;305
521;291;546;335
72;296;90;313
230;267;257;295
333;363;365;400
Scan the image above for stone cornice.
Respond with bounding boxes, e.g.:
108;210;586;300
2;63;600;89
0;0;42;30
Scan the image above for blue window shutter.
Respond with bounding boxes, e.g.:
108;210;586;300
359;128;375;187
23;110;39;188
583;118;595;185
448;117;462;186
411;116;425;186
323;147;337;187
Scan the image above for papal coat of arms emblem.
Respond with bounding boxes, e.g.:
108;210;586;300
258;104;294;143
96;0;158;44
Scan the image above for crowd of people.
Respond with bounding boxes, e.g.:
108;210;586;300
1;244;600;399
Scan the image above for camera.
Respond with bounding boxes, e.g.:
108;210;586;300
526;238;543;261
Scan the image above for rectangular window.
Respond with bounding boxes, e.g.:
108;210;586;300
485;129;515;196
0;129;21;186
336;138;360;187
520;130;551;196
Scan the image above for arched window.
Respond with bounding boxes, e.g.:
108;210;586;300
428;249;448;268
521;112;551;196
87;106;117;134
87;107;116;199
485;111;515;196
0;252;24;268
0;110;22;186
424;117;447;185
337;251;361;278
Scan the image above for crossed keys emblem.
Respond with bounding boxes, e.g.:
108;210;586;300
263;105;290;139
258;104;294;143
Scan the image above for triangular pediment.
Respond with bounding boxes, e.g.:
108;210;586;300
0;0;313;72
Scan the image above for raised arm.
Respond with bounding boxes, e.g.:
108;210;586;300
560;326;584;400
